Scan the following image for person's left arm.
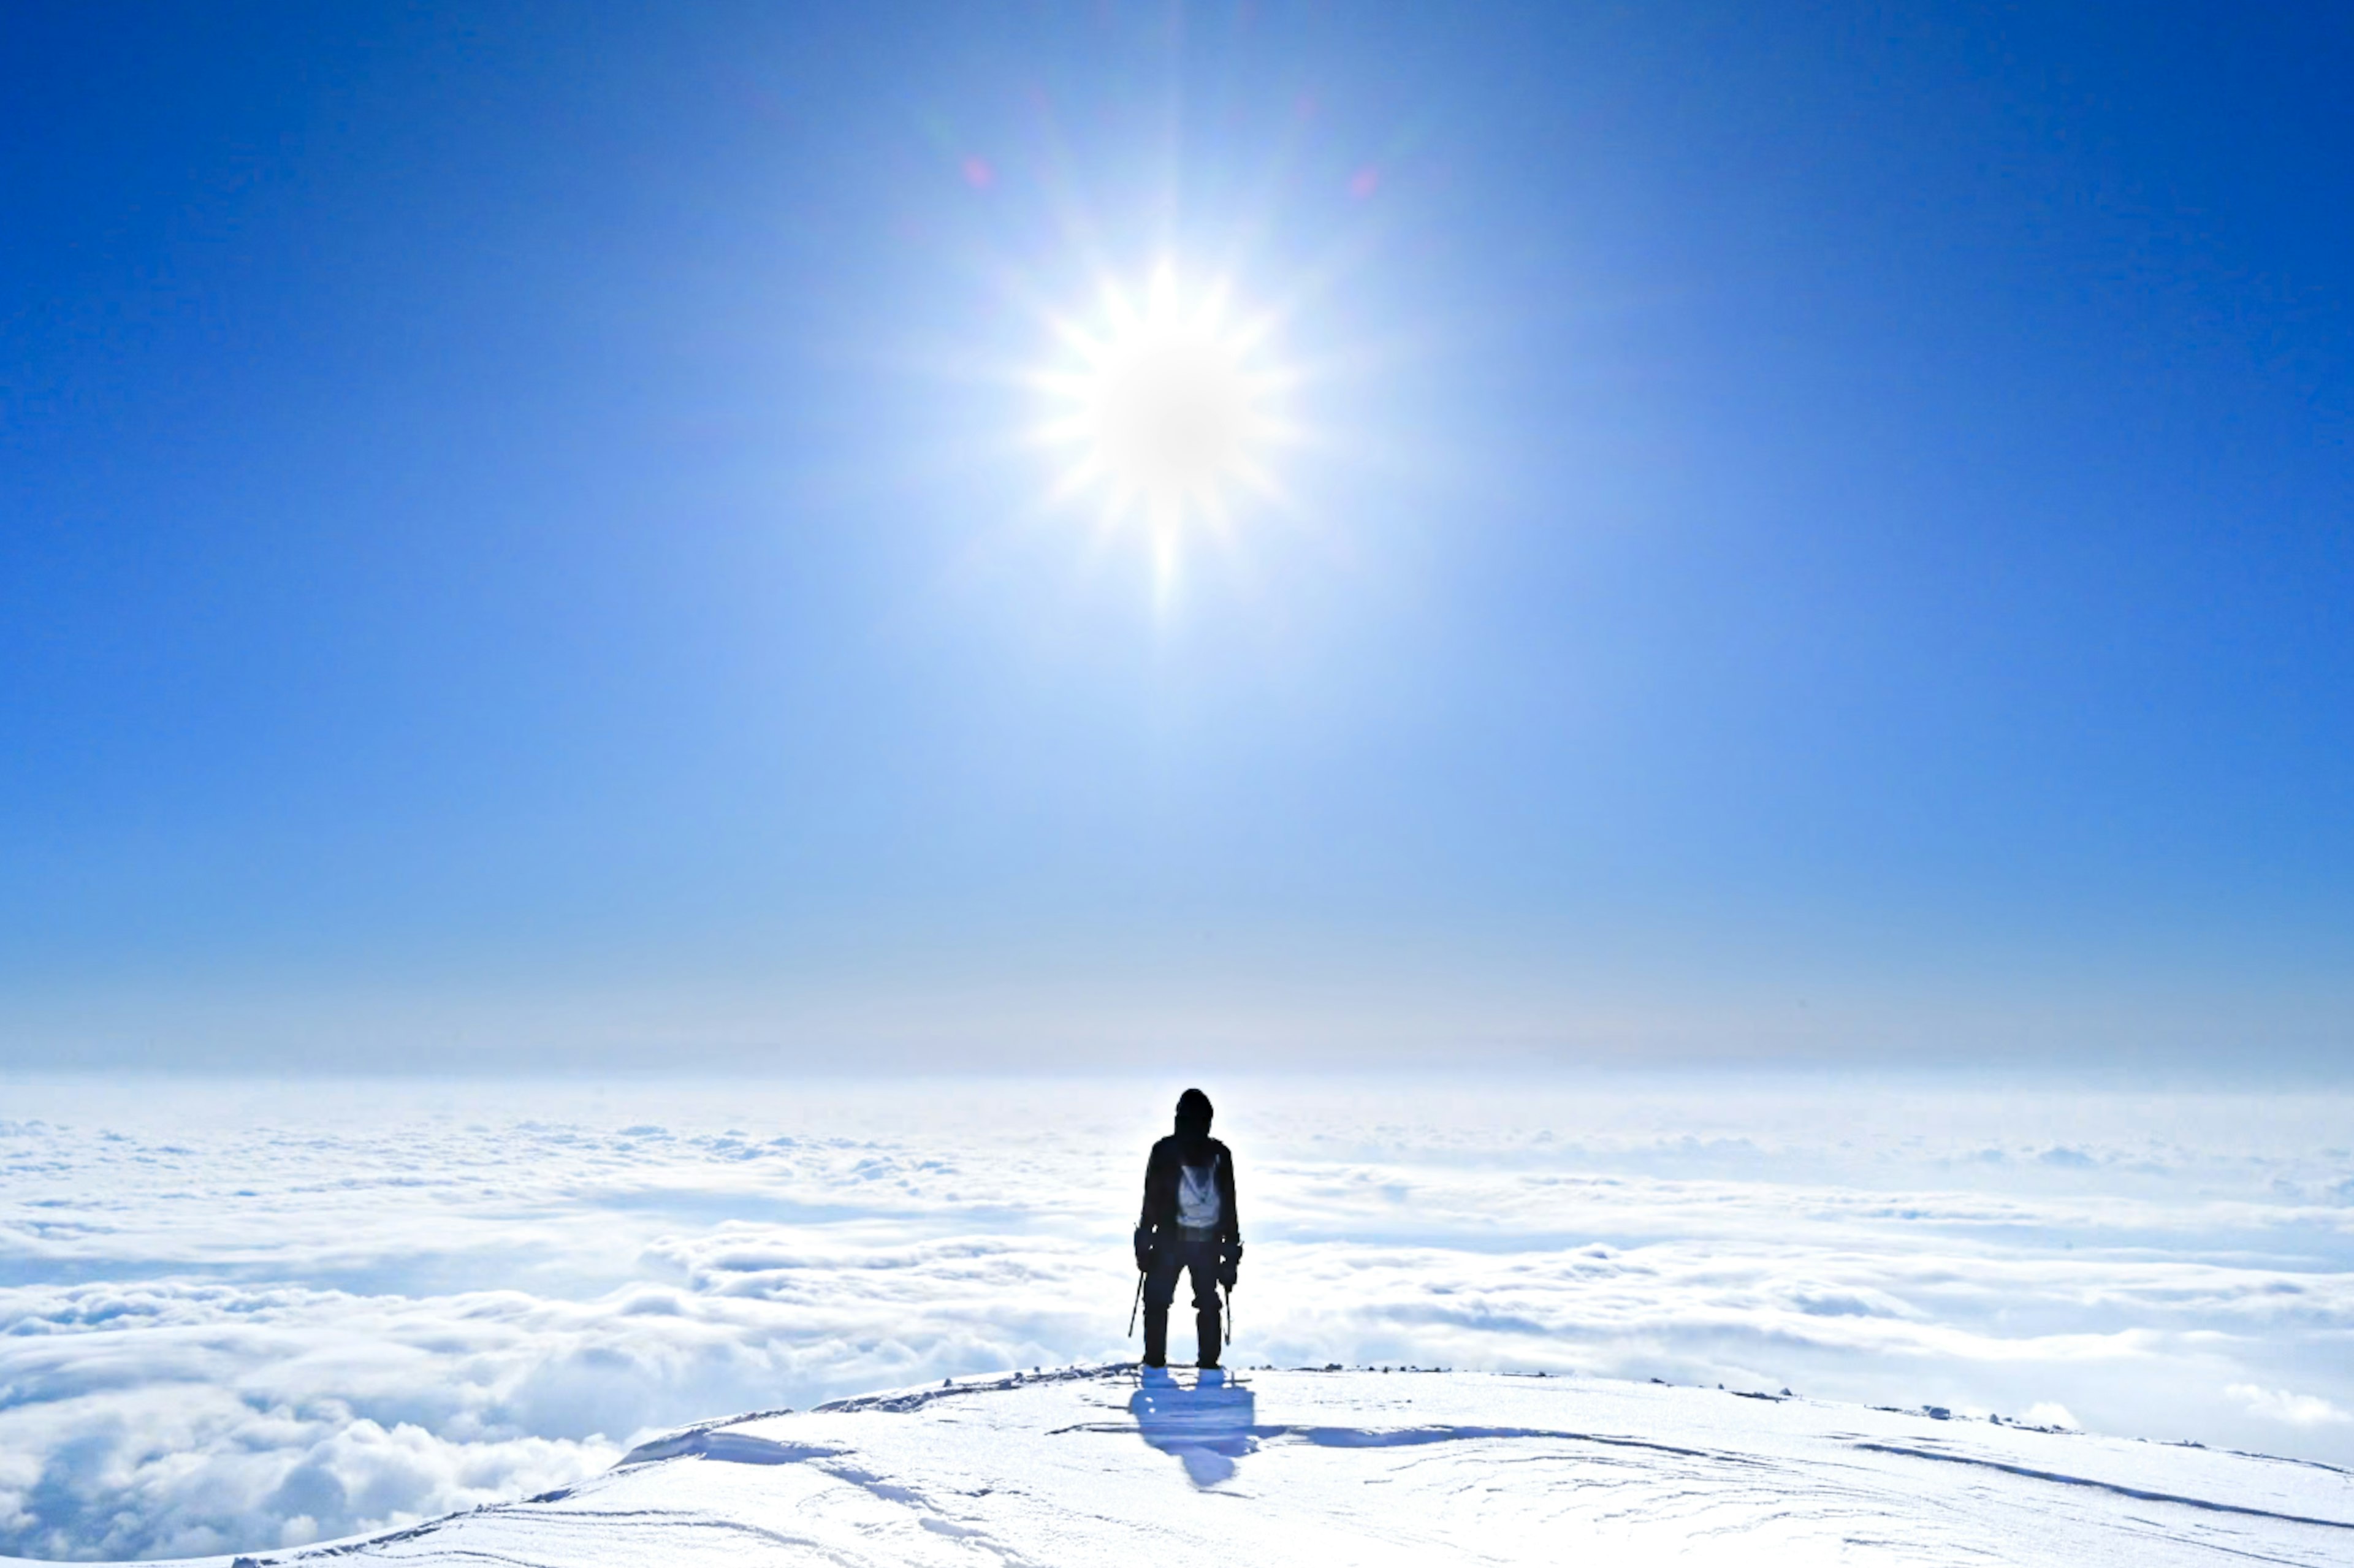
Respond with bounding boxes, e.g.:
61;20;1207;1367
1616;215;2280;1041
1216;1146;1243;1286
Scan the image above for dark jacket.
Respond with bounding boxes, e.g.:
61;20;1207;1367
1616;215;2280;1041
1137;1133;1240;1247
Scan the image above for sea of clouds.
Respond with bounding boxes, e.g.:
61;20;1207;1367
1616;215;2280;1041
2;1072;2351;1560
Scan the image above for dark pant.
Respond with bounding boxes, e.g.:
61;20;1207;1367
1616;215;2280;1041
1141;1233;1222;1368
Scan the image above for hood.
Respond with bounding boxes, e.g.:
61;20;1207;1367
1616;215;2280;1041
1173;1087;1214;1144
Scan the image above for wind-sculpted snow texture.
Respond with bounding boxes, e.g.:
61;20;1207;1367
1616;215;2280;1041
23;1369;2351;1568
2;1075;2352;1559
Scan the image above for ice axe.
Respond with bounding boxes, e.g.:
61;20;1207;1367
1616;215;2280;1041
1127;1271;1144;1338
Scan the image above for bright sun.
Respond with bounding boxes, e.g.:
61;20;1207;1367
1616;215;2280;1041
1034;265;1288;587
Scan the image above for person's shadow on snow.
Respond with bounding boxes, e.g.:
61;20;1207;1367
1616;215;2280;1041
1127;1377;1258;1485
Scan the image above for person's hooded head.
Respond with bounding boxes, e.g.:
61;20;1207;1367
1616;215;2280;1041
1174;1087;1214;1147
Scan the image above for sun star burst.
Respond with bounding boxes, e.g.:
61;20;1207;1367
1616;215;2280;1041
1033;265;1289;592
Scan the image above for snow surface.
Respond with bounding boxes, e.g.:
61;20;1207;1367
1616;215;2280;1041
55;1367;2352;1568
6;1075;2352;1558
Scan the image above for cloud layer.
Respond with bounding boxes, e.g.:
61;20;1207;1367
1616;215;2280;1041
3;1074;2351;1559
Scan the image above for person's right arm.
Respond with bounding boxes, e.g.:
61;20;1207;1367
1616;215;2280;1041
1133;1143;1162;1269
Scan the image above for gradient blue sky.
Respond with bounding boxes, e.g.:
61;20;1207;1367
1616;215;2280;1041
4;2;2348;1071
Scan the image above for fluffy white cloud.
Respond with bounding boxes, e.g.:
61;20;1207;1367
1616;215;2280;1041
2;1075;2350;1559
2226;1383;2353;1428
0;1381;606;1562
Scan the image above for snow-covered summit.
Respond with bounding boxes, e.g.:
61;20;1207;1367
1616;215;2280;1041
131;1368;2354;1566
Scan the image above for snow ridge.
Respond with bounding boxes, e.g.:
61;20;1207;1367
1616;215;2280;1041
813;1360;1129;1415
79;1368;2354;1568
1848;1441;2354;1532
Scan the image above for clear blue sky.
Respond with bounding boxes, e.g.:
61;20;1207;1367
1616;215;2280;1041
4;2;2348;1071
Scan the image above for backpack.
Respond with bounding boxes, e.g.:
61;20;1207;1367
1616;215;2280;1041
1176;1152;1222;1230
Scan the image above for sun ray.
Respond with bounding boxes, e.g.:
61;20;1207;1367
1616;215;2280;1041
1029;261;1292;601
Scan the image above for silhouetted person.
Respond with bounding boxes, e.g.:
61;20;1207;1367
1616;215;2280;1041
1134;1087;1242;1371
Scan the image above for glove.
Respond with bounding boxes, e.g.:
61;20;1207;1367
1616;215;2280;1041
1217;1238;1242;1290
1133;1225;1155;1273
